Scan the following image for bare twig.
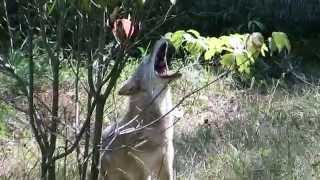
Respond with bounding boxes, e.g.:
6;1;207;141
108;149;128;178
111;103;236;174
52;99;96;161
3;0;14;51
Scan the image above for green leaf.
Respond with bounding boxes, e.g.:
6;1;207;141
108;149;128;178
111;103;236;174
207;37;222;48
235;53;248;66
164;32;172;40
271;32;291;54
187;29;201;38
246;33;264;58
48;0;57;15
236;54;250;73
204;49;216;60
137;47;146;55
221;54;236;68
268;37;277;56
260;43;268;57
183;33;196;43
169;30;185;50
219;36;231;46
199;38;208;50
184;42;204;58
206;37;225;56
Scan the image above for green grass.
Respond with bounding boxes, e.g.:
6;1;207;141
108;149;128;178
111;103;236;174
1;60;320;180
174;84;320;180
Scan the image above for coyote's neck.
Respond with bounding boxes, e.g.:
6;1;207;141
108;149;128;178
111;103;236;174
123;87;173;128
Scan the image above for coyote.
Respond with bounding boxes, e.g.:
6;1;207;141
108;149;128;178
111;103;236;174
99;38;181;180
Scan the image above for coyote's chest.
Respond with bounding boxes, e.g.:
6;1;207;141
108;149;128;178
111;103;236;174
99;38;178;180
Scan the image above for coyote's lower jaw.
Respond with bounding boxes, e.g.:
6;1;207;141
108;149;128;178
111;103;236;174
99;38;180;180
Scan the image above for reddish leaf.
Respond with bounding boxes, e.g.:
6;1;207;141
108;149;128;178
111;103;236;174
112;18;139;42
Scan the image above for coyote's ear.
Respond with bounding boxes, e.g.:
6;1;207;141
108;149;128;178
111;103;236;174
118;78;140;95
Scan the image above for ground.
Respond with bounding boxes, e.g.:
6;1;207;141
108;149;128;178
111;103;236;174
1;63;320;180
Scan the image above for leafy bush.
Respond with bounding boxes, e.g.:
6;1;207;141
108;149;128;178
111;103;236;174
165;29;291;82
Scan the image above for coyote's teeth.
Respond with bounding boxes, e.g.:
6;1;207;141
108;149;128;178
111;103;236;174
165;58;169;71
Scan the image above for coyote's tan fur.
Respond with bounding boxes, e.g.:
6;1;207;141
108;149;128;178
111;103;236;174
99;39;181;180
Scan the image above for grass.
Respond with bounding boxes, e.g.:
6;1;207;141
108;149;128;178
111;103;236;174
1;60;320;180
174;81;320;180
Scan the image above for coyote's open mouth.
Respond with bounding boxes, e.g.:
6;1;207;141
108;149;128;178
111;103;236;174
154;41;181;79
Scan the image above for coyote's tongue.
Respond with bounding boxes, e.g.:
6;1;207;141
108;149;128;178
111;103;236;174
156;61;166;73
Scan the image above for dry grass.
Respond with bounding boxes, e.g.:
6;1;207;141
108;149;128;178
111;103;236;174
1;64;320;180
174;76;320;180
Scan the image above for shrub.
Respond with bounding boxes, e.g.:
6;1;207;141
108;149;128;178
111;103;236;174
165;29;291;84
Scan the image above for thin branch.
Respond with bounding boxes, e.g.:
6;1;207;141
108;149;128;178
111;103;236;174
87;47;97;95
66;57;90;95
3;0;14;51
133;4;175;46
27;25;48;152
52;99;96;161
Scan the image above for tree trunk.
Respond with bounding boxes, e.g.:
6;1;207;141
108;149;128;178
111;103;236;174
81;94;93;180
27;21;50;180
41;155;48;180
47;14;62;180
47;159;56;180
47;52;59;180
90;98;106;180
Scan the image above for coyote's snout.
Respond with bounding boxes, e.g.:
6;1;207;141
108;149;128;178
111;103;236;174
99;38;181;180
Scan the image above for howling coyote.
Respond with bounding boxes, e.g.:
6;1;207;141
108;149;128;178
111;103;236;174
99;38;181;180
